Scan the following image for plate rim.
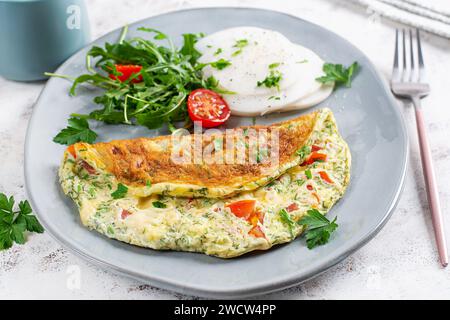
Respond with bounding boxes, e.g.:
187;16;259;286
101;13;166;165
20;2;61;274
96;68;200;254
24;6;409;298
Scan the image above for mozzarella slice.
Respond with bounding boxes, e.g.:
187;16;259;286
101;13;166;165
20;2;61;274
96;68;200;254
196;27;331;116
274;84;334;113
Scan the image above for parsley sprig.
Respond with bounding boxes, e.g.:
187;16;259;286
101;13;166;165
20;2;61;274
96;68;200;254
296;146;311;159
0;193;44;250
316;62;359;87
53;117;97;145
152;201;167;208
298;209;338;249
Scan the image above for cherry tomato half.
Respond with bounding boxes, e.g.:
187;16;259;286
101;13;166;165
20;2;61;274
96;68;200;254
108;64;143;83
187;89;231;128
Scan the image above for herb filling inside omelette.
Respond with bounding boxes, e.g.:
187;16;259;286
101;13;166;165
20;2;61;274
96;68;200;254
59;108;350;258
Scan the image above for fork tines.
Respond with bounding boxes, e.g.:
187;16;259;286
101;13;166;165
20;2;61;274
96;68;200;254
392;28;425;84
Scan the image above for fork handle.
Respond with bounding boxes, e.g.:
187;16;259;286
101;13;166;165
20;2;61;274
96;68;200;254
413;97;448;267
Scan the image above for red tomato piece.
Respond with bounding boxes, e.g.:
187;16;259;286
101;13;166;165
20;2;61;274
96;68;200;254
302;152;327;166
248;225;266;238
306;184;314;191
121;209;132;219
109;64;143;83
226;200;256;220
187;89;231;128
319;171;334;184
286;203;299;212
67;145;77;159
311;145;322;152
255;211;265;225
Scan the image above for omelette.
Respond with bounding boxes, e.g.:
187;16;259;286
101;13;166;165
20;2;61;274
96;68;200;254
59;108;351;258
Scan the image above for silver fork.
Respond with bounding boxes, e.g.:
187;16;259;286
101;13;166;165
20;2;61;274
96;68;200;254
391;29;448;267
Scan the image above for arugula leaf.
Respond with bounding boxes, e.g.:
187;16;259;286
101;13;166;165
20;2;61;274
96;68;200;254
111;183;128;199
137;27;167;40
152;201;167;208
298;209;338;249
316;62;359;87
0;193;44;251
257;70;282;91
180;33;203;65
210;58;232;70
53;117;98;145
279;208;296;238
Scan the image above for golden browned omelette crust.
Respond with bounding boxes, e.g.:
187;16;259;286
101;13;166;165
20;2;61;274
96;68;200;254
68;111;319;197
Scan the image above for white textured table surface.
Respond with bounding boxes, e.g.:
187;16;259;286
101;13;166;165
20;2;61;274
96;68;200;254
1;0;450;299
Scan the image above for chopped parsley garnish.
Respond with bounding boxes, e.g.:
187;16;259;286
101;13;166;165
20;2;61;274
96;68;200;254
214;48;223;55
233;39;248;48
298;209;338;249
107;226;115;235
146;180;152;187
257;70;282;91
279;208;295;238
111;183;128;199
0;193;44;251
152;201;167;208
53;117;97;145
268;95;281;101
296;146;311;159
305;169;312;179
269;62;281;69
316;62;359;87
232;50;242;57
231;39;249;56
210;58;232;70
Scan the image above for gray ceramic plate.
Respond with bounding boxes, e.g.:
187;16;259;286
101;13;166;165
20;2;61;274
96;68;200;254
25;8;408;298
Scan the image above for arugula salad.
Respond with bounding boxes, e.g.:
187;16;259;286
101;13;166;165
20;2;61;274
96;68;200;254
48;26;358;145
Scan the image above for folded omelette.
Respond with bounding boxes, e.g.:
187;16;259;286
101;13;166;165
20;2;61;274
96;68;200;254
59;108;351;258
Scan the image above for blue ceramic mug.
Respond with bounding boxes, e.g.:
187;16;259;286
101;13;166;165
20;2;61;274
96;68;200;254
0;0;90;81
